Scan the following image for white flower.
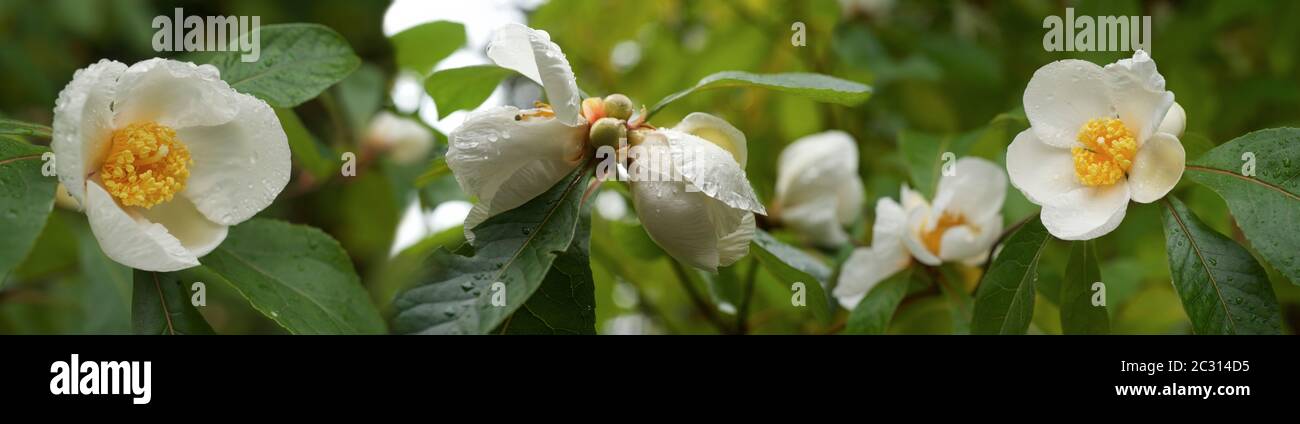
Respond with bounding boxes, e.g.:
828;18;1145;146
52;58;290;271
363;111;434;164
772;131;864;247
834;158;1005;309
630;114;766;272
1008;50;1186;241
446;23;588;233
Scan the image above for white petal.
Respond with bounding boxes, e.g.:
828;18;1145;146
1158;101;1186;138
485;24;583;126
717;213;755;267
901;207;942;266
1103;50;1174;145
135;196;229;258
872;196;907;246
937;215;1001;264
836;175;866;226
781;196;850;247
112;58;241;129
446;106;587;228
833;244;910;310
653;129;766;215
365;111;434;164
775;130;856;203
85;181;199;272
932;157;1006;225
1128;133;1185;203
674;112;748;167
1040;184;1130;241
1006;129;1080;206
632;178;747;273
959;214;1003;266
900;184;928;213
176;91;291;226
1023;59;1113;148
52;59;127;205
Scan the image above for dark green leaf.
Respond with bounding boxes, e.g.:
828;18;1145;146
1160;196;1281;334
844;269;912;334
275;108;334;179
132;270;214;335
424;65;514;118
936;264;973;334
751;230;832;323
1059;241;1109;334
0;139;56;281
0;119;52;138
972;219;1050;335
1185;128;1300;285
649;71;871;118
77;231;132;334
199;219;386;334
391;21;466;75
189;23;360;108
394;163;591;334
498;212;596;334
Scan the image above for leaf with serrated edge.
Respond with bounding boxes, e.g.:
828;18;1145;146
498;212;596;334
972;219;1049;335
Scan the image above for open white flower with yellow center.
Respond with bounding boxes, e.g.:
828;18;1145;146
446;23;588;233
1008;50;1186;241
52;58;290;272
772;131;864;247
834;158;1005;309
629;113;766;272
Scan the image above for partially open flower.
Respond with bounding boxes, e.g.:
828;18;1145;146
1008;50;1186;240
363;111;434;164
834;158;1005;309
772;131;864;247
630;113;765;272
52;58;290;271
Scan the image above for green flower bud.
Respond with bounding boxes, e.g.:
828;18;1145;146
603;94;634;121
589;117;627;149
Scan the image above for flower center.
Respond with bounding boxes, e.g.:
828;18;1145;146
1072;118;1137;186
100;122;191;209
921;212;969;256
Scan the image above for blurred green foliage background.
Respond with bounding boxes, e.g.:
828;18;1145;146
2;0;1298;334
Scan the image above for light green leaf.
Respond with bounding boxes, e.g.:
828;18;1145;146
751;230;832;323
0;119;52;138
424;65;514;118
649;71;871;118
198;219;386;334
393;164;591;334
1185;128;1300;285
0;139;56;281
414;157;449;188
899;130;979;198
499;212;597;334
1059;241;1109;334
189;23;360;108
1160;197;1281;334
844;269;913;334
972;219;1050;335
391;21;466;75
132;270;214;335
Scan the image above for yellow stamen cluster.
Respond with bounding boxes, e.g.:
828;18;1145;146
100;122;191;209
1072;118;1137;186
921;212;969;256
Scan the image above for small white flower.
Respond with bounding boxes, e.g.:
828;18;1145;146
630;114;766;272
772;131;864;247
834;158;1005;309
52;58;290;272
1008;50;1186;241
446;23;588;233
363;111;434;164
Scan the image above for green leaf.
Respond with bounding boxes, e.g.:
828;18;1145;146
275;107;334;179
899;130;979;198
132;270;214;335
751;230;832;323
649;71;871;118
198;219;386;334
0;118;52;138
0;139;56;281
1160;197;1281;334
424;65;514;118
1059;241;1109;334
393;163;591;334
844;269;913;334
936;264;973;334
189;23;360;108
972;218;1050;335
498;212;596;334
77;231;132;334
1185;128;1300;285
414;157;449;188
391;21;466;75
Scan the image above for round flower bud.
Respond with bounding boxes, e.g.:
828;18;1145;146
589;117;627;149
603;94;634;121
